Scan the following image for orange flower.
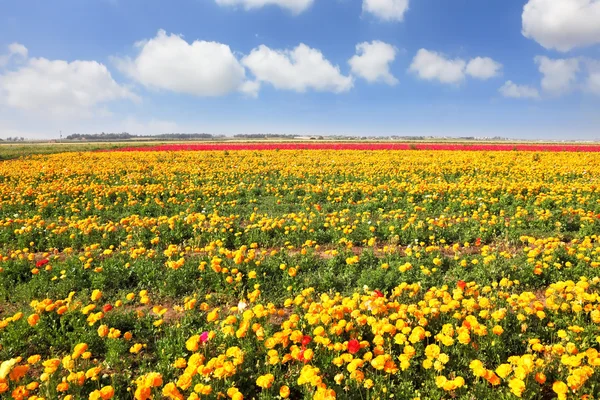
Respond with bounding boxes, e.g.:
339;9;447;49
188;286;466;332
27;314;39;327
279;385;290;398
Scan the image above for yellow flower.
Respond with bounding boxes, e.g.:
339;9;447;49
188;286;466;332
97;324;109;337
207;309;219;322
424;344;440;359
279;385;290;398
508;378;525;397
552;381;568;399
495;363;512;379
72;343;88;359
91;289;102;302
0;358;19;379
129;343;143;354
469;360;486;377
256;373;274;389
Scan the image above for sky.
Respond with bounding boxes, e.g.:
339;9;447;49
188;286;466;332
1;0;600;140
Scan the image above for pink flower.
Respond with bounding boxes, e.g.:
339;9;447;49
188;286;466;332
200;331;209;343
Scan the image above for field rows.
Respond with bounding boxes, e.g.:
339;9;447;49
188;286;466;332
109;143;600;153
1;149;600;399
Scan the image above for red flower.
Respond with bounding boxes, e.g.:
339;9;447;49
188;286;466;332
457;280;466;291
374;289;384;298
348;339;360;354
36;259;49;267
475;237;482;246
301;335;312;346
102;304;113;312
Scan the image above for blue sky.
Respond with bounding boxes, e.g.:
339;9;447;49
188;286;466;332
1;0;599;139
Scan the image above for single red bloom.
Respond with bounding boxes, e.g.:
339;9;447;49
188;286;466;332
36;259;49;267
348;339;360;354
457;280;466;291
475;237;482;246
102;304;113;312
374;289;384;298
301;335;312;346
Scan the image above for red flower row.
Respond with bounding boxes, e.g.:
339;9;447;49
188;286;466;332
105;142;600;153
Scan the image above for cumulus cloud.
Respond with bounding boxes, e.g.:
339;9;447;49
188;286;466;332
409;49;467;84
214;0;313;14
465;57;502;79
522;0;600;52
348;41;398;85
585;60;600;95
0;43;28;67
242;43;353;93
409;49;502;84
0;49;136;118
498;81;540;99
114;30;251;97
362;0;409;21
535;56;580;95
238;80;261;98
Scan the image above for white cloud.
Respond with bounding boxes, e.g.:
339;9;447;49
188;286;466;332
239;80;261;98
0;55;136;118
0;43;28;67
114;30;250;97
7;43;28;59
465;57;502;79
535;56;580;94
499;80;540;99
242;43;353;93
588;71;600;94
409;49;502;84
585;60;600;94
214;0;313;14
348;41;398;85
409;49;466;84
363;0;409;21
522;0;600;52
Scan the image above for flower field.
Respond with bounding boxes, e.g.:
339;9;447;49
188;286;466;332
1;149;600;400
111;142;600;153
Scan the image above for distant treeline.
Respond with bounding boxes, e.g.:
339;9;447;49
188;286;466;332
66;132;221;141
